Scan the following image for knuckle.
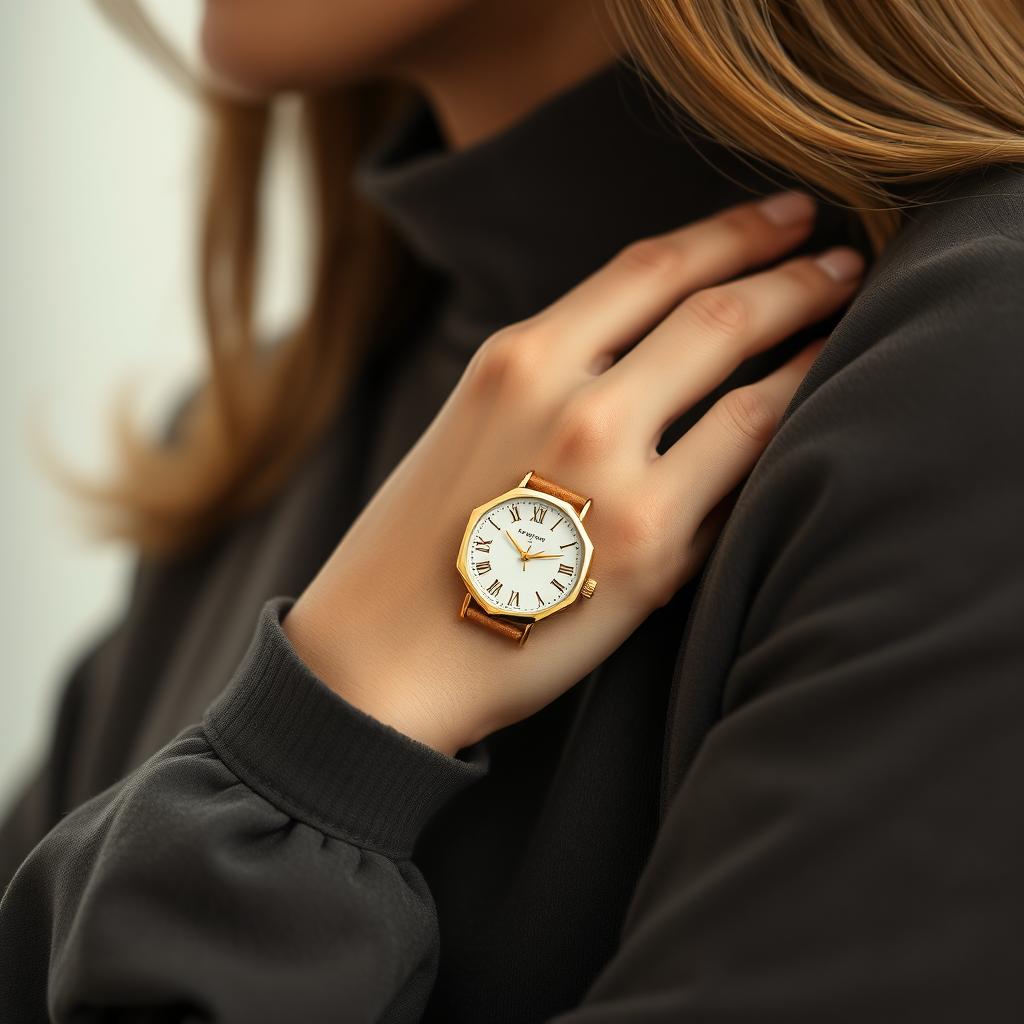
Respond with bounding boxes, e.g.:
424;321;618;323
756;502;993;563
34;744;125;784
685;286;748;339
615;236;684;277
715;386;778;446
552;392;620;461
466;322;546;395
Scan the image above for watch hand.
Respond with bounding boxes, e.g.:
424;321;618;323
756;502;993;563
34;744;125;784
505;529;527;557
524;551;562;559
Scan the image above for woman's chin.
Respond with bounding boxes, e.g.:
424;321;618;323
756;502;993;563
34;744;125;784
197;0;468;95
199;10;299;95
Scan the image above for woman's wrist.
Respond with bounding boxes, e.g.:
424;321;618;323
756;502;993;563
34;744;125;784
281;594;476;757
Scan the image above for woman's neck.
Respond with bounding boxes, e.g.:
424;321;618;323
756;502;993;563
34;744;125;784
386;0;623;150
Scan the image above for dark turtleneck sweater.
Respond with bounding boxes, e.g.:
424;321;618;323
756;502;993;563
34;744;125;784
2;61;1023;1023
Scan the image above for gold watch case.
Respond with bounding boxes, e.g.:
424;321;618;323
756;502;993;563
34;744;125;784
455;485;595;623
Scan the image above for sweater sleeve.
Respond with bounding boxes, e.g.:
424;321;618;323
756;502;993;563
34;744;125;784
543;232;1024;1021
0;596;489;1024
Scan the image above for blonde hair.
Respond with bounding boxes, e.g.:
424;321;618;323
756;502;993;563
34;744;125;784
63;2;407;553
72;0;1024;553
608;0;1024;250
77;87;404;553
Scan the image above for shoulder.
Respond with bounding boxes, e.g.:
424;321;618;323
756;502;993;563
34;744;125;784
704;169;1024;700
834;163;1023;362
781;165;1024;452
733;165;1024;598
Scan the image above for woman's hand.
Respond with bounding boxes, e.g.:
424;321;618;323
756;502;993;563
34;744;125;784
283;191;864;755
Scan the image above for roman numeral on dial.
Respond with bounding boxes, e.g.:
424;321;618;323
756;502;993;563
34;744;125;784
509;506;522;522
551;578;566;594
557;563;573;576
474;539;492;553
487;579;503;598
509;591;520;608
531;506;547;524
475;560;491;573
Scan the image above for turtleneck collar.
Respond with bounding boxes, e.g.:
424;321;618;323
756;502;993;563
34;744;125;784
355;59;859;345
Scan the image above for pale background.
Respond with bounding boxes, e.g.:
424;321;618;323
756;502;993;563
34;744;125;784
0;3;306;812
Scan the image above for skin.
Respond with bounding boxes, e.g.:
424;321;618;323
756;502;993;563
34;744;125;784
200;2;866;755
201;0;622;147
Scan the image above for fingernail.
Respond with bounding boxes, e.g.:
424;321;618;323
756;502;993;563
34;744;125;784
757;190;817;226
815;246;865;282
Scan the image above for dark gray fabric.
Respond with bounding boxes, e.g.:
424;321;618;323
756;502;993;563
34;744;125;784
2;59;1023;1022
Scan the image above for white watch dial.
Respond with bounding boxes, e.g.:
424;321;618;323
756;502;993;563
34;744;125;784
465;496;583;614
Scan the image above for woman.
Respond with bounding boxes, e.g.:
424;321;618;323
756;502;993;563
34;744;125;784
2;0;1022;1020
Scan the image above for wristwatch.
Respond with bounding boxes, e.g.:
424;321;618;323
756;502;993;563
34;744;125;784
455;471;597;645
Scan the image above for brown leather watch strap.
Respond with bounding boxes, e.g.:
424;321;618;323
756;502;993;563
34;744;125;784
524;472;589;517
459;593;533;645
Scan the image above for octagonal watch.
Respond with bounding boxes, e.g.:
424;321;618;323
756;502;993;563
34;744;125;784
456;471;597;645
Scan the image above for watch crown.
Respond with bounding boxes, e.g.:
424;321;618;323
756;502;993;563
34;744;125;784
581;578;597;600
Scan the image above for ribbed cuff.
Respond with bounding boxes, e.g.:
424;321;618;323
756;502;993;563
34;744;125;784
203;596;490;858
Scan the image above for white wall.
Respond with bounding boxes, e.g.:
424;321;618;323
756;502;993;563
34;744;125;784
0;3;304;812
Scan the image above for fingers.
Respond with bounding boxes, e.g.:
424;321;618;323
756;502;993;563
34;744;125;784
538;191;819;367
657;336;826;515
603;245;864;443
